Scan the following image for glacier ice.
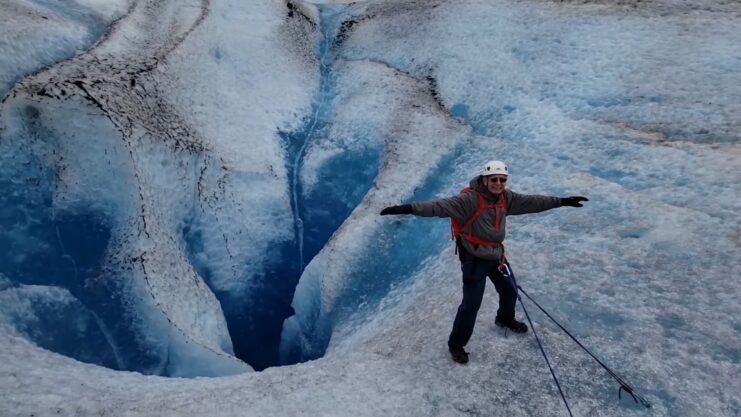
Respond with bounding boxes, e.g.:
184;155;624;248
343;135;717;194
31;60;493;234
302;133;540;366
0;283;122;369
1;0;740;415
0;0;322;375
0;0;129;97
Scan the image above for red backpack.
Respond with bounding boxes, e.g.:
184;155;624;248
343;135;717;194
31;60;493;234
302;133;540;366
451;187;507;251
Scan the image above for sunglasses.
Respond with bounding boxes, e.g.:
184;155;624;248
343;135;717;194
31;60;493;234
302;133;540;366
487;177;507;184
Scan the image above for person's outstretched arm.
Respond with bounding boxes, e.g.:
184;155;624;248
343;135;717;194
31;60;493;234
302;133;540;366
507;190;588;215
380;192;477;220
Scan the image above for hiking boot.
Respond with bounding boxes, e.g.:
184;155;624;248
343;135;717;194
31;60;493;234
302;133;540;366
495;317;528;333
448;345;469;364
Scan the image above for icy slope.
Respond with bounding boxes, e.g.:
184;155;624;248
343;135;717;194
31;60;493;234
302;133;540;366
283;0;741;368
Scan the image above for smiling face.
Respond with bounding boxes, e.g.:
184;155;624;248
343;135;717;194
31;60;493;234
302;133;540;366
483;174;507;195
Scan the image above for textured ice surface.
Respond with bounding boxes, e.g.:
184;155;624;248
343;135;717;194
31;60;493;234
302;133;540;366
0;284;122;369
0;0;129;97
0;0;319;375
1;0;740;415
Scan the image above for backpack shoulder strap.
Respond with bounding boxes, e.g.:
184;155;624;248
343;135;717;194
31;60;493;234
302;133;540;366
458;190;507;235
460;190;486;232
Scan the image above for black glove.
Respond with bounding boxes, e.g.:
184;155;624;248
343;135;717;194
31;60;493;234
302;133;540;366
560;196;589;207
380;204;413;215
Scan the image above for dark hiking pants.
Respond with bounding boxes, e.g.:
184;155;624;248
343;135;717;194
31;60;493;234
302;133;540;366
448;248;518;349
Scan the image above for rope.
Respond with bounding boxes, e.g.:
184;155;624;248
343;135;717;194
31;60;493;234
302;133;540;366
516;286;652;409
519;288;575;417
502;265;573;416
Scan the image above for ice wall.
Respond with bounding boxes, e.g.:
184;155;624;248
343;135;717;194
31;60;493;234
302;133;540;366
160;0;321;371
0;283;122;369
0;0;320;375
280;14;475;360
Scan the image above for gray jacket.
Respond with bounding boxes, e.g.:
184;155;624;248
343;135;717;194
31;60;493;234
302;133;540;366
410;176;562;260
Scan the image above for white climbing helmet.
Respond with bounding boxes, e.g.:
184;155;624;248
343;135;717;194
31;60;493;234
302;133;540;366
482;160;508;177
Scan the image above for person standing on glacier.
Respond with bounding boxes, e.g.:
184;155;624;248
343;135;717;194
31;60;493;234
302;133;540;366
380;160;588;364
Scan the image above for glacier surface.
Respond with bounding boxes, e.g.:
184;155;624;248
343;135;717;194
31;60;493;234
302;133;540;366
0;0;739;415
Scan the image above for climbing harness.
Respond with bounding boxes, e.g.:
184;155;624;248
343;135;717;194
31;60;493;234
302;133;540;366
499;264;652;415
451;188;507;257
